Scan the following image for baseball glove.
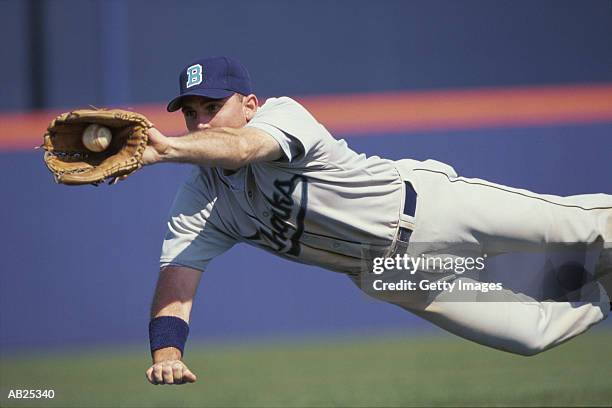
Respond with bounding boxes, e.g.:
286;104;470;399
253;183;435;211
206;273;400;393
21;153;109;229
42;109;153;185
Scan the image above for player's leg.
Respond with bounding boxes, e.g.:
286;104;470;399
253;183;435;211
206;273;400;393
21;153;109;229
385;165;612;354
348;270;609;356
404;167;612;298
396;276;610;356
406;168;612;253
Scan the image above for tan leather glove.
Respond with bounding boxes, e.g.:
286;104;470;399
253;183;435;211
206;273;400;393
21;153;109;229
43;108;153;185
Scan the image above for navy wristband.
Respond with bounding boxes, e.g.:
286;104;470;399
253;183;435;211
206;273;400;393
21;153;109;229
149;316;190;357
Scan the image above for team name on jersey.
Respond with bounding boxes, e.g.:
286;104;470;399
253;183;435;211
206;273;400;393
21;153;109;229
245;175;307;256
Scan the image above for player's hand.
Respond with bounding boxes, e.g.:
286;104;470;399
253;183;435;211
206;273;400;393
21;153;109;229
143;127;171;165
146;359;197;385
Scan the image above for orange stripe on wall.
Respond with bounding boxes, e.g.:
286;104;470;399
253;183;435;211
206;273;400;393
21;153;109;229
300;84;612;134
1;83;612;151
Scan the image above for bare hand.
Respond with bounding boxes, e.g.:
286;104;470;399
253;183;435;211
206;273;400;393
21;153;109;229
143;127;171;165
146;359;197;385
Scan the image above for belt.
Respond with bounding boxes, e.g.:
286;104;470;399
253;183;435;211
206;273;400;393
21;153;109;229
397;181;417;244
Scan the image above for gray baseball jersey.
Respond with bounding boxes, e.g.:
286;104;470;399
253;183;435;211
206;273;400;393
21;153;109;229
161;96;403;274
160;96;612;356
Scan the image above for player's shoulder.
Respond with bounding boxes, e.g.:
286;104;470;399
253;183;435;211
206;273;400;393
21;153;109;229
258;96;307;113
260;95;299;107
256;96;318;127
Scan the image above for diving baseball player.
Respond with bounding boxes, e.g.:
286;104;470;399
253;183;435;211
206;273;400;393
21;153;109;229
144;56;612;385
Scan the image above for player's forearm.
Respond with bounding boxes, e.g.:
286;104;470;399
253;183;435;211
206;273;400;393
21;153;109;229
161;127;269;169
149;266;202;362
150;266;201;322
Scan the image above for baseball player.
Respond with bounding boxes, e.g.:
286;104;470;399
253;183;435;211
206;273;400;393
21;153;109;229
143;56;612;385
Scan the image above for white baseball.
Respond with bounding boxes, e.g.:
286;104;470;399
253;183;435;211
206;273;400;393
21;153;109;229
82;124;112;152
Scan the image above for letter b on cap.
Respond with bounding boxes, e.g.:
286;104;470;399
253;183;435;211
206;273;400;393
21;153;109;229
186;64;203;88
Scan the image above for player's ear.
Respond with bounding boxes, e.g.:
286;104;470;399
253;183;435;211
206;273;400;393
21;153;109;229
242;94;258;122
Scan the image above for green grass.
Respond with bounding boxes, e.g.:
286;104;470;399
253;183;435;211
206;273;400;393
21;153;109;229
1;330;611;407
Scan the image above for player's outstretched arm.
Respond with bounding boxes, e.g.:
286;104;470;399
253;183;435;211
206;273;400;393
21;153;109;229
146;265;202;385
142;126;282;169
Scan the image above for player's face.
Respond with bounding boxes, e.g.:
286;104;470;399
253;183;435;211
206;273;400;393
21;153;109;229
180;94;251;132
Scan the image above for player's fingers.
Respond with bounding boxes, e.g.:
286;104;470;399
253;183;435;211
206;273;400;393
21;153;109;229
172;362;183;385
162;365;174;384
153;364;165;384
182;367;197;383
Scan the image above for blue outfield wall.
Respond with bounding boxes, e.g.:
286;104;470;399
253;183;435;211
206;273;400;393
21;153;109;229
1;0;612;111
1;123;611;351
1;0;611;352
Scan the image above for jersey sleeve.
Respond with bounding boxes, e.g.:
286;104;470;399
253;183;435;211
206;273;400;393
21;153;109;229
245;97;326;163
159;170;236;271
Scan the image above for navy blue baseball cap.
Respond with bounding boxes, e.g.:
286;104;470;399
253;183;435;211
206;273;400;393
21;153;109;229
167;56;253;112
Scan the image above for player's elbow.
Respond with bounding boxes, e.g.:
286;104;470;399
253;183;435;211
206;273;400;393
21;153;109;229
234;135;253;168
225;127;281;169
218;129;254;170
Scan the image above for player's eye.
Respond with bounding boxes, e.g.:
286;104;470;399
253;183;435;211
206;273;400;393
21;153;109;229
183;110;196;119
